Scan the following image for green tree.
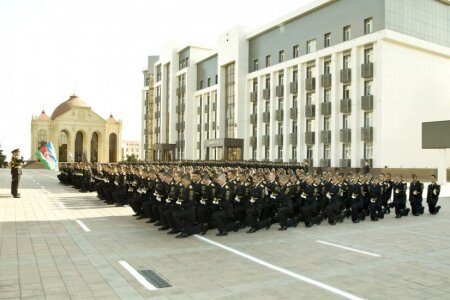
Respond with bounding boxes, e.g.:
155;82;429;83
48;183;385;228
0;147;6;168
126;153;138;162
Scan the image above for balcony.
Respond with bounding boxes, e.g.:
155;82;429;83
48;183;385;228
305;132;315;145
340;98;352;114
263;88;270;100
155;96;161;104
204;123;209;131
212;102;217;111
250;114;257;125
250;92;257;102
154;127;161;134
305;77;316;91
339;159;351;168
340;129;352;143
361;95;373;111
321;73;332;88
289;133;297;145
290;82;298;94
361;127;373;142
262;112;270;123
320;159;331;167
276;85;284;97
197;124;201;132
275;110;284;122
321;102;332;116
275;134;283;146
249;137;257;147
175;122;185;131
289;107;298;120
305;104;316;118
320;130;331;144
340;68;352;83
176;103;185;113
262;135;270;146
204;105;210;113
361;62;374;78
154;111;161;118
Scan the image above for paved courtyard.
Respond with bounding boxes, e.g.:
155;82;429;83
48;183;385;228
1;169;450;300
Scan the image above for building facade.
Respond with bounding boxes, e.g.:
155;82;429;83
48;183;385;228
122;140;141;161
31;95;122;163
142;0;450;172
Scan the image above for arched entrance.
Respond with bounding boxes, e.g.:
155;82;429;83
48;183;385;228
90;132;99;163
75;131;84;162
109;133;117;163
59;130;69;162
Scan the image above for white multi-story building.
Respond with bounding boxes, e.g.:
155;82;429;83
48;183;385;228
143;0;450;175
121;140;141;161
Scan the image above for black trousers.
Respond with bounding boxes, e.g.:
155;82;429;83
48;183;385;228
326;200;341;223
277;206;294;227
212;210;234;233
11;173;21;197
350;198;365;221
302;201;317;226
393;197;407;216
427;197;439;214
410;197;424;215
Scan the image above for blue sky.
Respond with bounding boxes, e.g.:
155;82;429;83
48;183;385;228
0;0;314;159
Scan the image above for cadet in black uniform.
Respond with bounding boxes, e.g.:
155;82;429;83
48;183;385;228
212;173;239;236
246;173;271;233
275;175;298;230
10;148;24;198
409;174;425;216
370;177;384;221
392;175;410;218
426;175;441;215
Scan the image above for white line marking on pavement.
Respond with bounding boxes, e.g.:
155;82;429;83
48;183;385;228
195;235;363;300
118;260;157;291
75;220;91;232
316;240;381;257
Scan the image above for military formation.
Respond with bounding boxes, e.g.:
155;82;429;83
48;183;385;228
57;161;442;238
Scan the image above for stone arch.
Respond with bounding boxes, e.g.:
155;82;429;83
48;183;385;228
75;130;85;162
59;130;69;162
37;129;47;150
90;131;100;163
109;133;118;163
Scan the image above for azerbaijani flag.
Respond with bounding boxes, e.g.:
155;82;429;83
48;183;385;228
36;142;59;171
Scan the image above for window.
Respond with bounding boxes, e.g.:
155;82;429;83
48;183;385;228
343;26;351;41
265;76;270;89
292;146;297;160
364;143;373;159
343;114;351;129
364;18;373;34
265;147;270;160
265;123;270;135
306;93;314;105
324;117;330;131
306;66;314;78
252;147;257;160
253;59;259;71
324;33;331;47
252;125;257;136
265;55;272;67
306;145;313;159
278;98;284;110
278;146;283;159
215;75;218;84
265;101;270;112
306;119;315;132
364;48;373;63
278;123;283;134
278;73;284;86
324;88;331;103
364;81;372;96
292;69;298;82
292;95;298;108
292;121;298;133
306;39;316;54
200;80;203;89
293;45;299;58
207;78;211;87
323;144;331;159
343;54;351;69
279;50;285;63
343;85;351;99
324;60;331;74
343;144;351;159
225;63;236;138
364;112;372;127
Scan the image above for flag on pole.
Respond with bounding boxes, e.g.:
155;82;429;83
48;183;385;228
36;142;59;171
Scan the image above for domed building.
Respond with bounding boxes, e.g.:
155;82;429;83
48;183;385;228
31;94;122;163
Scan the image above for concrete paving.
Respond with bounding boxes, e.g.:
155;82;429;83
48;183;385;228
0;168;449;300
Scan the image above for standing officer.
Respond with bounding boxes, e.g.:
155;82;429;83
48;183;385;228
10;148;24;198
427;175;441;215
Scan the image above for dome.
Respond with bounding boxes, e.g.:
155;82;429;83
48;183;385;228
51;95;90;119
